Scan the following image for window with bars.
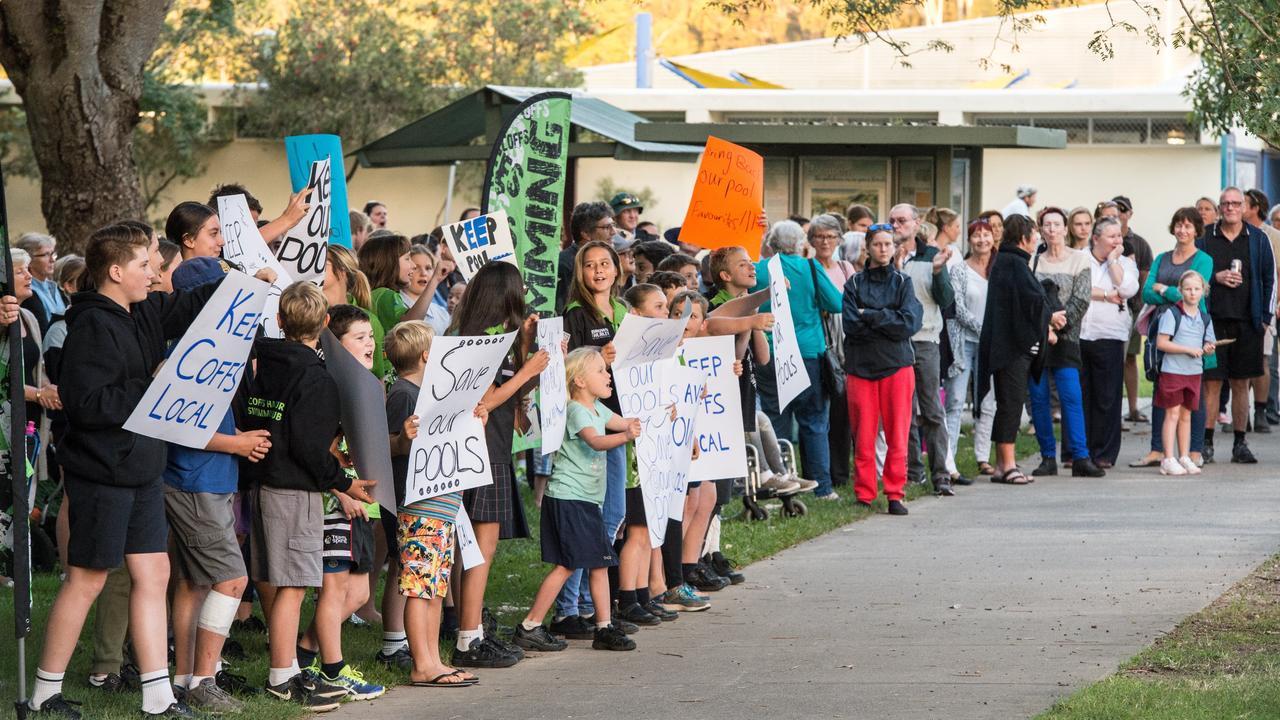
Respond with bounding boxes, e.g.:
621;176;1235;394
975;116;1197;145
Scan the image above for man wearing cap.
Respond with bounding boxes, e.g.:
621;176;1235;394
1001;185;1037;219
610;192;643;239
556;201;616;314
1112;195;1154;425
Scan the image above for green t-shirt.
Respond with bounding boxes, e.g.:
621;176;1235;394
548;399;615;504
370;287;408;336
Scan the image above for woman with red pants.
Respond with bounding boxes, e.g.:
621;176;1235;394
843;225;924;515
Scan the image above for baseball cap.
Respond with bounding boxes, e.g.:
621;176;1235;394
172;256;230;292
609;192;643;215
612;233;635;254
1112;195;1133;213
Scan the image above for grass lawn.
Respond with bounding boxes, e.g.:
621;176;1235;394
1037;554;1280;720
0;426;1040;719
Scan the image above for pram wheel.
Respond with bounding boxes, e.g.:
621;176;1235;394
750;505;769;521
782;499;807;517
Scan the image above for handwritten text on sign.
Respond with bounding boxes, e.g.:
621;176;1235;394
405;332;517;501
677;137;764;257
768;255;810;411
610;313;687;368
217;193;293;338
447;210;518;282
536;317;567;456
124;272;268;448
455;505;486;569
680;336;747;482
275;157;331;283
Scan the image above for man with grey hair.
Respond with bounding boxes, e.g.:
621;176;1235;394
751;220;844;499
1002;185;1037;219
889;203;957;495
16;232;63;332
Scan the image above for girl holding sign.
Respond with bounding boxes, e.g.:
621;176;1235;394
449;262;548;668
515;347;640;652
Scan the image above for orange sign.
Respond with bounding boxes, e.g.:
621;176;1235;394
677;136;764;258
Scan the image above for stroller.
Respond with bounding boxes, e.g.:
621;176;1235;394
741;438;807;521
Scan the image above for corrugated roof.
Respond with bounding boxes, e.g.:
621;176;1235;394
355;86;699;167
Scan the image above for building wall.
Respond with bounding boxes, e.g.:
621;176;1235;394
573;157;699;232
982;144;1221;254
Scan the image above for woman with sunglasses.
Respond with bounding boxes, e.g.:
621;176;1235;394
944;220;998;477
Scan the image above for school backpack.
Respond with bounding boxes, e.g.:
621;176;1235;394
1143;304;1209;382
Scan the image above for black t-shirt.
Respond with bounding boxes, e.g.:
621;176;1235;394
23;328;39;425
386;377;419;506
1122;231;1153;313
563;300;624;414
484;354;518;463
1204;224;1252;320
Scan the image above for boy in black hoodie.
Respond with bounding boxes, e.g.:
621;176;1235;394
29;223;269;719
238;281;375;709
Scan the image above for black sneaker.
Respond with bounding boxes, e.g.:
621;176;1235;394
618;602;661;626
1071;457;1106;477
1232;442;1258;464
951;474;974;487
1254;409;1272;434
592;624;636;651
221;637;246;660
120;662;142;690
481;606;499;637
644;599;679;621
375;645;413;670
215;668;261;697
685;565;729;592
231;616;267;635
90;672;129;694
452;636;520;667
513;624;569;651
264;674;341;712
709;552;745;585
887;500;909;516
1031;457;1058;477
141;700;198;718
932;477;955;496
30;694;82;719
548;614;594;640
1203;443;1215;464
484;632;525;660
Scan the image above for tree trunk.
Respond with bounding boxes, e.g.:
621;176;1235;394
0;1;171;254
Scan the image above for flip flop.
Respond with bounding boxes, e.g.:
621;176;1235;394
412;671;478;687
1128;454;1162;468
977;462;996;476
991;469;1029;485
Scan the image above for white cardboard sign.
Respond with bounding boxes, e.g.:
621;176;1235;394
404;332;517;502
444;210;518;282
536;317;567;456
680;335;747;482
610;313;687;368
768;254;810;411
124;271;269;447
274;157;331;283
455;505;486;569
217;193;293;338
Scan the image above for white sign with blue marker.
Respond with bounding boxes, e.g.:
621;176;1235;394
217;193;293;338
124;271;270;448
536;316;567;456
446;210;517;282
680;335;746;482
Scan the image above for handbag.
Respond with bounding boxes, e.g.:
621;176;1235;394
808;259;845;397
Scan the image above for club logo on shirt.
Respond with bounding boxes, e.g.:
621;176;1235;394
590;328;611;340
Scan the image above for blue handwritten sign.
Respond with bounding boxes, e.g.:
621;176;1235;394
124;272;270;447
680;335;746;482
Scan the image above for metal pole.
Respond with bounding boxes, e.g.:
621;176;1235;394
443;161;457;224
636;13;653;89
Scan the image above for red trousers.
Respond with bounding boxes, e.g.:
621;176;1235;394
847;368;916;503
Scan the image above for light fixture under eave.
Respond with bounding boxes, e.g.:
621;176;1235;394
1166;128;1187;145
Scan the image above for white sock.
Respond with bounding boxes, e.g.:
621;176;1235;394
88;673;108;687
268;666;296;688
216;660;223;672
596;620;609;629
139;669;177;714
173;674;191;690
382;631;408;655
520;619;541;632
189;675;212;690
456;627;483;653
30;668;63;709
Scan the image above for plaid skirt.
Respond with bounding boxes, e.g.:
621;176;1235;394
462;462;530;540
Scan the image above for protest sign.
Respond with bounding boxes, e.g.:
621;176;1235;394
319;329;396;516
455;505;486;569
124;272;268;448
628;360;704;548
405;332;517;501
610;313;688;368
536;317;567;456
275;157;331;283
482;92;571;315
768;255;810;411
217;193;292;338
680;336;747;482
677;137;764;257
286;134;352;248
445;210;517;282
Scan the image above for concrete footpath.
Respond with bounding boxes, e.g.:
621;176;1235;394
340;429;1280;720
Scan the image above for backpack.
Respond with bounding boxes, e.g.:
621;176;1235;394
1143;304;1207;382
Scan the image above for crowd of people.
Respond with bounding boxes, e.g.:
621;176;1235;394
6;178;1277;718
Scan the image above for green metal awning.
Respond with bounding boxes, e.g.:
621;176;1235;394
634;122;1067;149
354;86;702;167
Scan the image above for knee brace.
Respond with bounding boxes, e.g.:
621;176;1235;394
197;590;241;637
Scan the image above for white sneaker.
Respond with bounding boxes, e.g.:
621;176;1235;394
1159;457;1187;476
1179;456;1201;475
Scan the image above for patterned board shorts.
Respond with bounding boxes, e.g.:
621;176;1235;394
397;513;455;600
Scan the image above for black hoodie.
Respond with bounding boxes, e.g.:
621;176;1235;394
237;337;350;494
59;284;222;487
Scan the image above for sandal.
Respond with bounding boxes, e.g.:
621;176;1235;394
412;670;478;687
1126;411;1150;423
977;462;996;476
991;469;1029;485
1128;452;1162;468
